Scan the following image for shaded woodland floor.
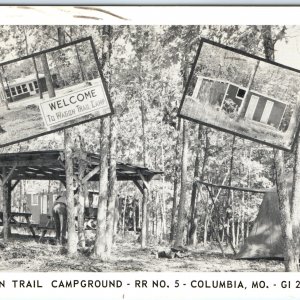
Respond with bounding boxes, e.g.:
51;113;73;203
0;232;284;272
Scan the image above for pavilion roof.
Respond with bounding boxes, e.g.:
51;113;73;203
0;150;163;182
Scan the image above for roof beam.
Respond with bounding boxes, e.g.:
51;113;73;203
137;170;150;190
11;180;20;191
0;159;60;168
3;164;17;184
83;165;100;183
133;180;143;194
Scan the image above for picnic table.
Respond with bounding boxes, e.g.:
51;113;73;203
0;211;36;237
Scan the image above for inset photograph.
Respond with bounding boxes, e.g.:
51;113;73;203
179;39;300;151
0;37;112;147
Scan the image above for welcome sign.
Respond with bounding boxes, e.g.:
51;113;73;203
39;81;110;129
0;37;113;147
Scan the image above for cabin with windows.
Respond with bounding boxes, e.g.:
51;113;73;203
192;76;288;130
5;72;58;102
25;192;57;224
25;190;100;224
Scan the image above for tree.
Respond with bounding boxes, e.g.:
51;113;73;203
57;26;77;256
262;25;300;271
104;25;117;257
40;53;55;98
94;25;111;259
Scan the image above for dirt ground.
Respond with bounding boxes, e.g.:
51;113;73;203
0;232;284;272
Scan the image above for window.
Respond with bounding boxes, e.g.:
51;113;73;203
29;83;34;92
16;86;22;94
236;88;246;99
31;194;39;206
11;87;17;96
21;84;28;93
33;81;38;89
92;194;99;208
5;89;10;98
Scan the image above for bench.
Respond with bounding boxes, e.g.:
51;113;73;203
0;211;36;237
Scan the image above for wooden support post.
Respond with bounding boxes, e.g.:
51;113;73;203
11;180;20;192
141;183;148;248
3;164;16;184
7;180;12;236
1;167;8;241
83;166;100;183
138;171;150;248
133;180;143;194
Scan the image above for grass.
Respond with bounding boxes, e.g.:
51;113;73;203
0;105;45;146
0;232;284;272
181;97;291;149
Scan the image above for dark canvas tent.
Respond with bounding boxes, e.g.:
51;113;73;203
237;178;293;259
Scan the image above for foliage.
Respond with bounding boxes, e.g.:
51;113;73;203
0;25;291;254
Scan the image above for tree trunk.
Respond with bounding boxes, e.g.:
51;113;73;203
106;115;117;257
188;125;202;244
291;136;300;271
274;149;296;271
58;27;76;256
170;119;181;242
203;216;209;246
231;191;236;248
64;130;77;255
77;159;86;249
58;27;66;45
240;191;245;244
262;25;298;271
94;24;113;260
0;71;9;110
21;26;43;100
1;66;13;104
160;144;167;240
175;120;189;247
94;118;109;259
105;26;116;254
122;197;127;237
113;195;121;240
170;156;179;241
41;53;55;98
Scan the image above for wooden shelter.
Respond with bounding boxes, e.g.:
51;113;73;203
0;150;163;239
192;76;288;130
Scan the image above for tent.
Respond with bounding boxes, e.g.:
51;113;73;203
236;178;293;259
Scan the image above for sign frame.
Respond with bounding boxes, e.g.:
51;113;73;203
0;36;114;148
178;37;300;152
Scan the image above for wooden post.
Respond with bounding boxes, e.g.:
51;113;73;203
1;168;8;241
141;183;148;248
7;180;12;237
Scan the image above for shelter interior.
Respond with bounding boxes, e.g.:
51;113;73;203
0;150;163;235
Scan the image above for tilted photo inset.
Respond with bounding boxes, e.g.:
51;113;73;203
0;37;112;148
179;39;300;151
